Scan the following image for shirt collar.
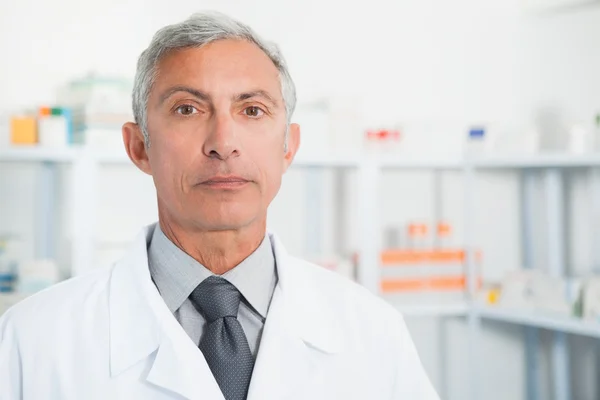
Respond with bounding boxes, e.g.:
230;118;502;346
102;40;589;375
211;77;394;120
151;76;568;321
222;235;277;319
147;224;276;319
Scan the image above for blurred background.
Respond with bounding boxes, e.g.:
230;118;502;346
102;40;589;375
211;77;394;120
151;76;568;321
1;0;600;399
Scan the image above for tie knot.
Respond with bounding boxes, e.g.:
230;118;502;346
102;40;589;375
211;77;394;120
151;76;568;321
190;276;242;323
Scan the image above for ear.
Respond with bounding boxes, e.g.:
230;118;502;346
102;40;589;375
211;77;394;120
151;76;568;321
122;122;152;175
283;123;301;172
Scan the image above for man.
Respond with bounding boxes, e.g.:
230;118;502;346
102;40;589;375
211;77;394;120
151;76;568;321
0;12;438;400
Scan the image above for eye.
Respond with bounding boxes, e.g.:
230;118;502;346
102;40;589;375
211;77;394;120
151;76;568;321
244;106;265;118
175;105;198;116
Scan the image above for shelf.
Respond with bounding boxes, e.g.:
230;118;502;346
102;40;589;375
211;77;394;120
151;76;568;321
398;303;468;317
474;306;600;338
0;147;363;168
0;147;130;164
0;147;80;162
4;147;600;170
469;153;600;169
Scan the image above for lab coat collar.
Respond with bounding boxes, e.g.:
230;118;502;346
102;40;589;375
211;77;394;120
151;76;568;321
267;232;345;354
246;233;346;400
108;226;160;378
109;225;224;398
108;223;345;399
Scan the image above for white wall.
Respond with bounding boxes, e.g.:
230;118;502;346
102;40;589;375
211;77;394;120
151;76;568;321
2;1;600;399
0;0;522;122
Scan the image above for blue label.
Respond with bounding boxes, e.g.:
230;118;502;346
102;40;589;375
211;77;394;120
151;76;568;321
469;128;485;139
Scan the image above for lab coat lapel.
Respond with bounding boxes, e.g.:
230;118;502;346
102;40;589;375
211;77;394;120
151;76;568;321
144;282;224;400
109;225;224;400
247;234;345;400
145;328;223;400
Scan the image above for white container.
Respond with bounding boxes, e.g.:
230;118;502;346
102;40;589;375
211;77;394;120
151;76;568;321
582;277;600;321
567;124;593;154
39;115;69;147
498;270;572;315
463;126;488;157
522;127;541;154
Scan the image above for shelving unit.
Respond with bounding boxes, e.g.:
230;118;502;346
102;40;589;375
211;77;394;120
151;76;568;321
475;306;600;339
5;147;600;168
469;153;600;169
460;157;600;400
3;146;600;399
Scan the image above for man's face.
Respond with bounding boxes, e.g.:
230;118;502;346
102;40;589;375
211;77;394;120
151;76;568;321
141;39;299;232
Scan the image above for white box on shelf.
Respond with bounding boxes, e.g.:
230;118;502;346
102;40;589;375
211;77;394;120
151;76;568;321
39;115;69;147
581;277;600;322
498;270;572;316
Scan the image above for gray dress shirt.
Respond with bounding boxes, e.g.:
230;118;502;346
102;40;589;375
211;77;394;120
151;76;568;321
147;225;278;357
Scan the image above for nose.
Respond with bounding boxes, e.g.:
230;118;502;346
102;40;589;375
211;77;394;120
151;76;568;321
202;112;240;160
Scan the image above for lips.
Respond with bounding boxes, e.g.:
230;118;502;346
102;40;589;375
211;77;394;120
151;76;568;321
200;176;250;188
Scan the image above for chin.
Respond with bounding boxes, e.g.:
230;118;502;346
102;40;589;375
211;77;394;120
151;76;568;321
199;212;258;231
186;198;263;231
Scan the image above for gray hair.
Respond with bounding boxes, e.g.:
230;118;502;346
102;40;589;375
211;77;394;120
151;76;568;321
132;11;297;148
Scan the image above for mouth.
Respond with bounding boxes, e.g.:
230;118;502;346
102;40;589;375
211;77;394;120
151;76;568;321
200;176;250;189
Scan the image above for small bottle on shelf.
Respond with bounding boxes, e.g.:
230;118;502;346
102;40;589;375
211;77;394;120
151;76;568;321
407;223;429;250
364;127;402;154
436;222;452;249
463;126;486;157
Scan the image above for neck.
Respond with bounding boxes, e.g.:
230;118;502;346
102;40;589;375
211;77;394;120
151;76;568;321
159;217;266;275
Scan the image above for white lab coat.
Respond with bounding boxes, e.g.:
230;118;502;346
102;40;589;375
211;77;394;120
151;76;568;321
0;225;439;400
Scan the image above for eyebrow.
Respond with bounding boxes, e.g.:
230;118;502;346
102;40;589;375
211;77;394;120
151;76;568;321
159;86;211;104
234;90;278;107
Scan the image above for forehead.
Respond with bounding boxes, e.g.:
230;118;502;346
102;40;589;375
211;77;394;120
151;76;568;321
152;39;282;99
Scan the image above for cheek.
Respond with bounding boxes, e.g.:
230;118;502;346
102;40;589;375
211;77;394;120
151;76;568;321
150;121;202;170
257;154;284;200
148;140;188;195
244;134;285;194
